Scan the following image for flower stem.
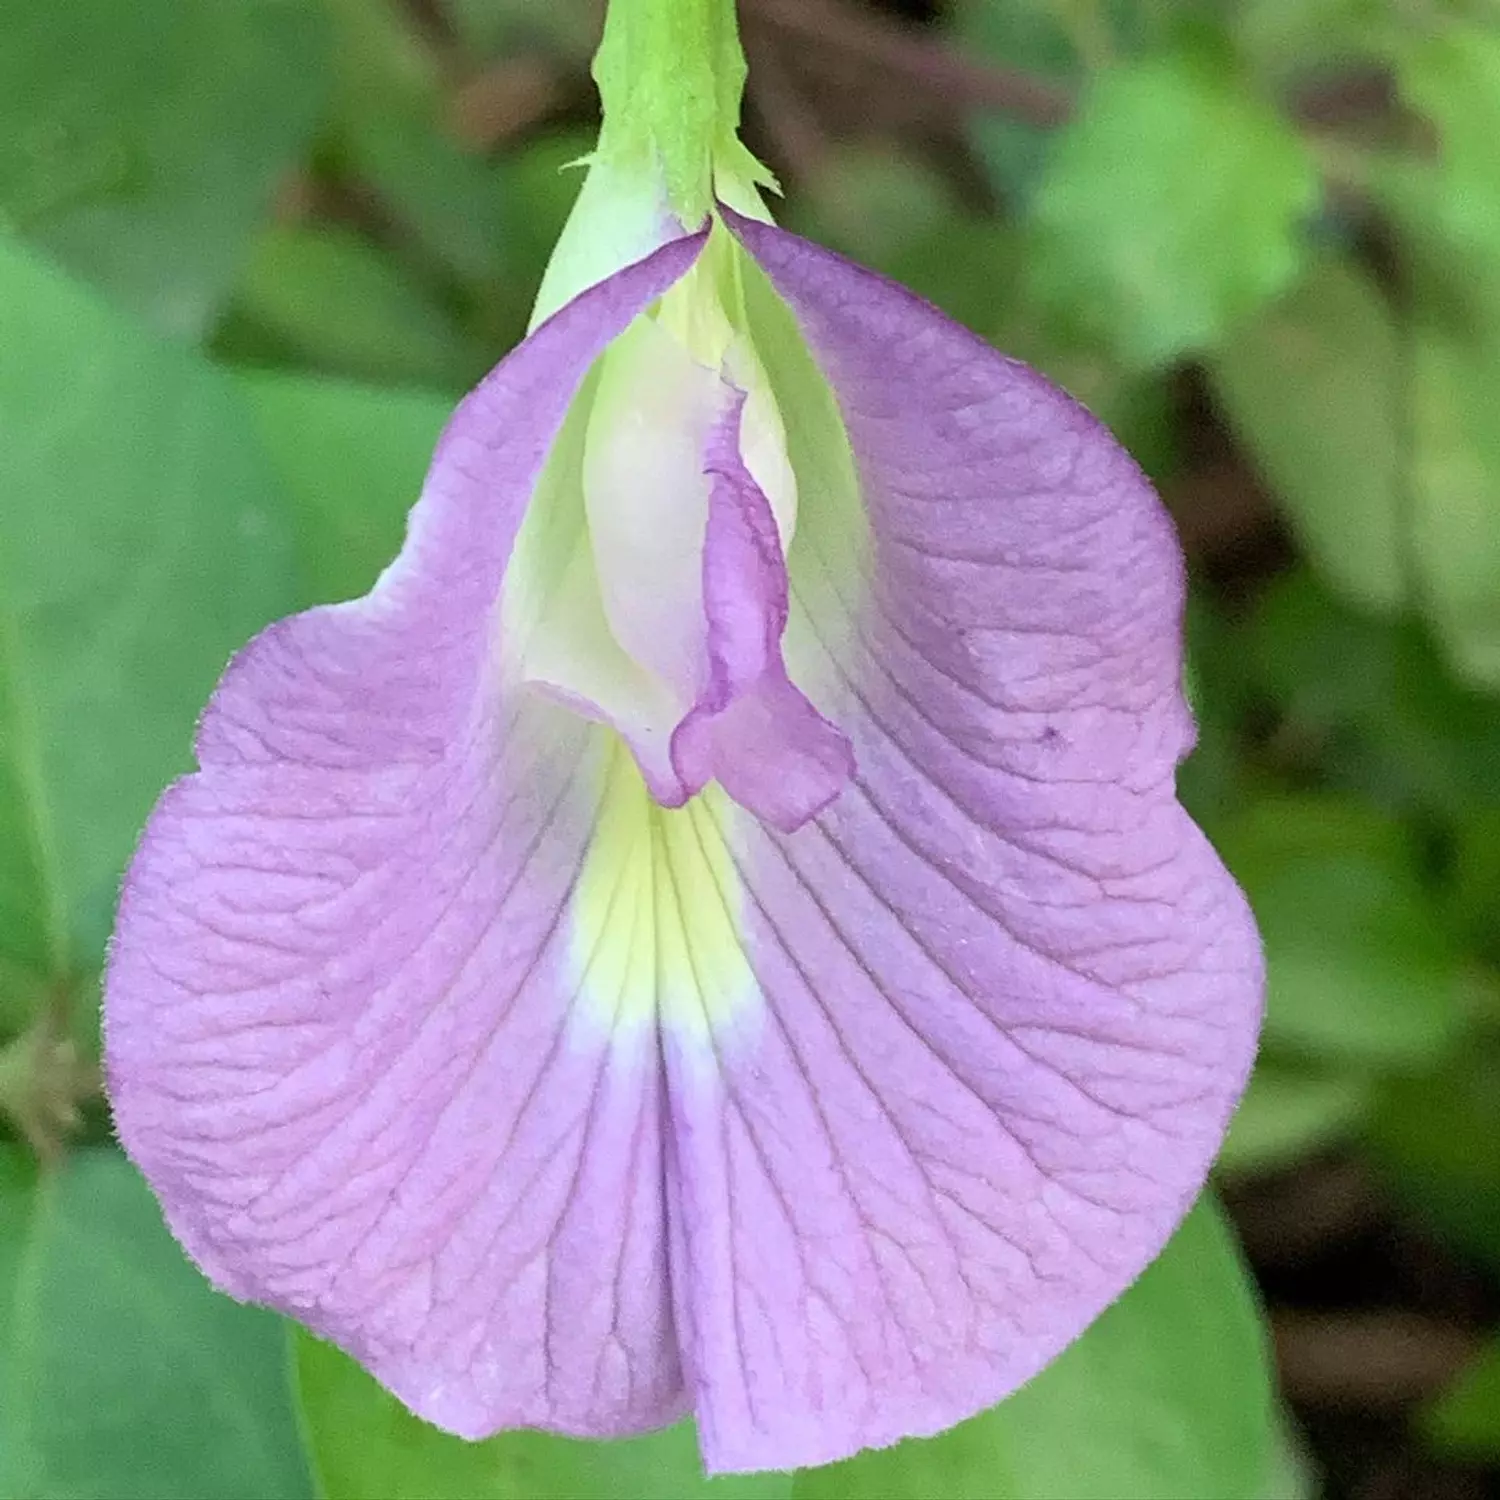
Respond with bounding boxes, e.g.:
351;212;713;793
593;0;770;224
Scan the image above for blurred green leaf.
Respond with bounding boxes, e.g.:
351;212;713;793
1231;0;1384;78
1177;608;1263;826
341;105;512;288
0;618;65;984
1376;25;1500;687
1393;24;1500;252
1219;1064;1372;1175
1425;1332;1500;1460
237;369;450;605
1377;27;1500;341
1449;806;1500;967
1216;797;1467;1065
320;0;445;109
1245;571;1409;726
1260;1407;1319;1500
885;219;1026;338
951;0;1078;206
231;224;485;388
1029;57;1317;368
1368;1048;1500;1274
445;0;598;57
318;0;537;342
1210;259;1403;612
0;0;329;338
795;1197;1273;1499
1409;318;1500;689
0;235;295;978
0;1147;313;1499
1008;332;1176;477
1244;573;1500;814
786;144;961;275
295;1333;791;1500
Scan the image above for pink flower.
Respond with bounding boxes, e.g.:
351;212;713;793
105;213;1262;1473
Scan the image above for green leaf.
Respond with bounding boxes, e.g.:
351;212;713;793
340;103;514;288
1393;25;1500;253
295;1333;792;1500
1215;797;1467;1066
1367;1047;1500;1274
237;369;450;605
1425;1333;1500;1460
1231;0;1384;79
0;1146;314;1499
785;144;962;277
0;234;296;980
882;220;1026;342
0;611;66;983
1410;317;1500;689
950;0;1078;206
0;0;329;338
316;0;579;342
1243;571;1500;817
1449;806;1500;967
795;1197;1273;1499
318;0;514;300
1219;1063;1372;1176
231;225;485;390
1210;259;1404;612
445;0;599;57
320;0;447;112
1378;27;1500;345
1029;58;1317;368
1260;1408;1319;1500
1376;26;1500;686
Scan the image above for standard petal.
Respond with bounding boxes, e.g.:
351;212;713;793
104;236;704;1441
657;218;1264;1472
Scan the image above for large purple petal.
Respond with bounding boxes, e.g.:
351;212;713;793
107;201;1260;1478
105;236;704;1440
656;218;1263;1471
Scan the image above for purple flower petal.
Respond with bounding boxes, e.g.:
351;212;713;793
106;235;704;1440
105;216;1261;1476
648;217;1262;1471
671;393;854;832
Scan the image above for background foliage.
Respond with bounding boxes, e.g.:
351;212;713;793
2;1;1498;1496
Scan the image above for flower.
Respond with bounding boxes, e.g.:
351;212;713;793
104;0;1260;1471
104;204;1261;1473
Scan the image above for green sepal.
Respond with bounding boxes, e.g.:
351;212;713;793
593;0;774;227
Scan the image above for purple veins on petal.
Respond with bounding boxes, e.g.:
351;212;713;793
104;213;1263;1477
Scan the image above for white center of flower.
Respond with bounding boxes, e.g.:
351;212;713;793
512;244;799;802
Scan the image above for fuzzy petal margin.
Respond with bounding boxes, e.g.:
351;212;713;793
655;217;1265;1472
105;236;704;1440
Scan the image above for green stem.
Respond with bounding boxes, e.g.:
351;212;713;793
593;0;769;224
